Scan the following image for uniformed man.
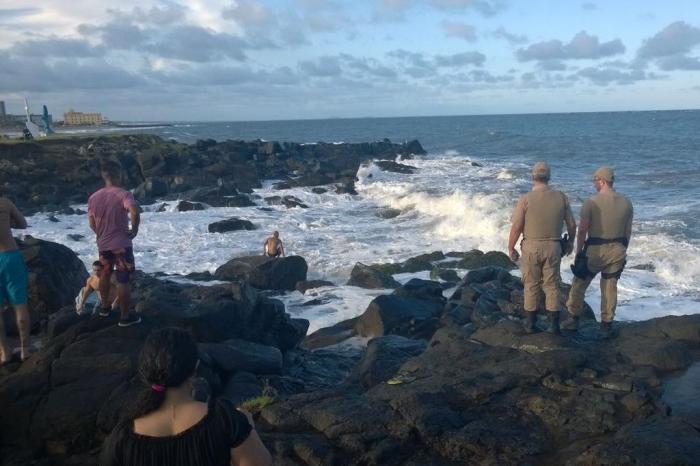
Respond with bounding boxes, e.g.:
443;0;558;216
564;166;633;338
508;162;576;334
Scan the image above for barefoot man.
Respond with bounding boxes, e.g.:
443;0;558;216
0;197;30;363
263;231;285;258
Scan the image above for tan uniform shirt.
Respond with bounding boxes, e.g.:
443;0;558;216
581;191;633;239
512;186;574;241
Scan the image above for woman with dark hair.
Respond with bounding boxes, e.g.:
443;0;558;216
100;327;272;466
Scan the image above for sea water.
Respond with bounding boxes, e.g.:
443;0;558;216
27;111;700;332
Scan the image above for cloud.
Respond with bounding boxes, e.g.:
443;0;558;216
581;2;596;10
435;51;485;67
517;31;625;61
492;27;527;45
537;60;567;71
575;67;659;86
372;0;412;21
656;55;700;71
145;25;248;62
78;20;148;50
10;37;105;58
0;7;40;20
637;21;700;59
146;63;299;86
467;70;513;83
441;20;477;42
429;0;507;16
0;53;143;92
299;56;343;77
222;1;274;28
109;2;188;25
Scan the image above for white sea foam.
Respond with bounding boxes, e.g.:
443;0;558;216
24;150;700;331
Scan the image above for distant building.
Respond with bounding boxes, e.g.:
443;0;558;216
0;101;5;121
64;109;103;126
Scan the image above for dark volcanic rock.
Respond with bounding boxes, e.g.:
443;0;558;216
347;262;401;289
375;160;418;174
458;250;517;270
200;339;283;374
175;200;205;212
355;294;443;339
264;195;309;209
376;207;402;219
350;335;427;388
214;255;308;291
295;280;335;294
208;217;256;233
303;318;359;350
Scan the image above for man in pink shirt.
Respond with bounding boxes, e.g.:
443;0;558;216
88;161;141;327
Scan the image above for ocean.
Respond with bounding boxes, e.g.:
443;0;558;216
24;110;700;332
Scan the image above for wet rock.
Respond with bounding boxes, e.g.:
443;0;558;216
208;217;256;233
303;318;359;350
355;294;443;339
393;278;446;302
375;160;418;174
264;195;309;209
222;371;263;406
175;200;205;212
66;234;84;242
458;250;516;270
200;339;283;374
311;187;327;194
347;262;400;289
430;267;459;282
295;280;335;294
351;335;427;388
214;255;308;291
376;207;402;219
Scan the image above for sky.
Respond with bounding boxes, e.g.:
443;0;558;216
1;0;699;121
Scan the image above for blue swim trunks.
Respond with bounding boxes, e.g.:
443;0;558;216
0;250;28;306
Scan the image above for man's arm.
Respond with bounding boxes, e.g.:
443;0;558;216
89;214;97;233
576;217;589;254
128;204;140;239
280;243;285;257
77;278;94;310
508;197;525;262
624;207;633;247
263;239;268;255
563;199;577;256
9;202;27;229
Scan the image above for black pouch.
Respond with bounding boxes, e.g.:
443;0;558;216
559;233;570;257
571;252;592;279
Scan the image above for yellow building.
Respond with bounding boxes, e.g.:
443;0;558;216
63;109;103;126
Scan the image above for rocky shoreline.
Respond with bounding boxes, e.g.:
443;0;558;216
1;135;699;465
0;134;425;215
1;237;699;465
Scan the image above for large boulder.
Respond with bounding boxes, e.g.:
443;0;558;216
355;294;443;339
350;335;427;388
457;250;517;270
3;237;88;332
175;200;205;212
214;256;308;291
347;263;400;289
200;339;283;374
208;217;256;233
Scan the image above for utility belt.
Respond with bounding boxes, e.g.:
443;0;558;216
521;234;572;257
571;237;628;280
586;237;629;248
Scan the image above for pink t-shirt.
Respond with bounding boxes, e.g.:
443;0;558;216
88;187;137;252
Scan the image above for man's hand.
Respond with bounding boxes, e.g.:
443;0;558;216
128;228;138;239
509;248;520;262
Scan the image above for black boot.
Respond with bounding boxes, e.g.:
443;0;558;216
546;311;560;335
523;311;537;334
600;321;615;339
561;315;579;331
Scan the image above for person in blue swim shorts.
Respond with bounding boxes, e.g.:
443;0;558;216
0;197;30;363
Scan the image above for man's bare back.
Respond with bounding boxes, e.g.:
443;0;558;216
0;198;27;251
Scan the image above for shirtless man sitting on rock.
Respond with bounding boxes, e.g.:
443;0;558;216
0;197;31;363
76;261;120;315
263;231;285;258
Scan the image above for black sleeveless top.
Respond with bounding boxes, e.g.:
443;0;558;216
100;398;252;466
